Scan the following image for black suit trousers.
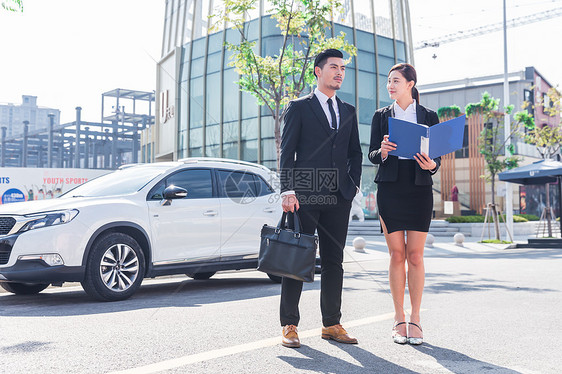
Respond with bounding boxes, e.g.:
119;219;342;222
280;195;352;327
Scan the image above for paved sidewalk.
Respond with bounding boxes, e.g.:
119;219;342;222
342;232;552;270
346;232;539;253
3;231;561;373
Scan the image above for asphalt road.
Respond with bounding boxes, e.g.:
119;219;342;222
1;239;561;374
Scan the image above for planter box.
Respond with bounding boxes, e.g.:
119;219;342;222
448;222;538;238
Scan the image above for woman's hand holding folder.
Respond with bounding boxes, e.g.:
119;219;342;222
414;152;437;171
381;135;397;159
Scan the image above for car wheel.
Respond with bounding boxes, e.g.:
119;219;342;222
0;282;49;295
267;273;282;283
186;272;216;280
81;232;145;301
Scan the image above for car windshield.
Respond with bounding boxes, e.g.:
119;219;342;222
60;165;172;198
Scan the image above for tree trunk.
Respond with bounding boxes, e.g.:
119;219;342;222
492;204;501;241
274;105;282;171
490;175;501;240
546;182;553;237
491;176;496;206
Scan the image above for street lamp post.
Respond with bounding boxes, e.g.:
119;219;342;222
503;0;514;239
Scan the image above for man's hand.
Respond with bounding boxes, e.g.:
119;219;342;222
282;193;300;213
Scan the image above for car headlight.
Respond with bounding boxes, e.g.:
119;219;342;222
19;209;79;233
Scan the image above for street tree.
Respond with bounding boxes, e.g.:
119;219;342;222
1;0;23;12
516;86;562;236
210;0;356;168
466;92;521;240
519;86;562;159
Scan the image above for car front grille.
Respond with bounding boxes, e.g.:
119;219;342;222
0;241;12;265
0;217;16;235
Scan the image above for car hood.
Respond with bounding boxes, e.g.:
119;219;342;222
0;196;137;216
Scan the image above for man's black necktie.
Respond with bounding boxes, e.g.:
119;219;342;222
327;98;338;131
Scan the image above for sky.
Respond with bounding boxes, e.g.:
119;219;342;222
0;0;164;123
410;0;562;90
0;0;561;124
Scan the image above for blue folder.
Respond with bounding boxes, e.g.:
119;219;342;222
388;115;466;159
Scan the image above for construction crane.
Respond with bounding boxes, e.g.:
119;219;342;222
415;6;562;50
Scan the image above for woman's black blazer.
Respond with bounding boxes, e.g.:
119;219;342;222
368;103;441;186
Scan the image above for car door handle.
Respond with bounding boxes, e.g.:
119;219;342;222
263;207;276;213
203;210;218;216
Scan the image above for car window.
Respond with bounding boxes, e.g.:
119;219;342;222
60;165;170;198
217;170;257;199
253;174;275;196
148;169;213;200
148;180;166;200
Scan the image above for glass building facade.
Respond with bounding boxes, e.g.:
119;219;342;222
157;0;413;211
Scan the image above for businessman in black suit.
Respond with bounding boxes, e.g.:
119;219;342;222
278;49;363;348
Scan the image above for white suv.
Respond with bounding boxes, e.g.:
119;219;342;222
0;158;283;301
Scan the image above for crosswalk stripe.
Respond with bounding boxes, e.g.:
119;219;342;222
109;310;423;374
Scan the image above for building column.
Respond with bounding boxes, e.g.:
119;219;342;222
141;115;148;163
68;145;74;168
1;127;6;167
84;127;90;169
92;138;98;169
22;121;29;167
104;129;110;169
58;132;64;168
38;138;44;168
132;122;139;163
75;107;82;168
111;121;118;168
48;114;54;168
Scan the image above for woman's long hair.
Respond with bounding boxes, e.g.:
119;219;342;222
389;63;419;103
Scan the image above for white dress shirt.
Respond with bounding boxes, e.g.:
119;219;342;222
393;99;417;160
382;100;417;162
314;87;340;129
383;99;437;173
393;99;417;123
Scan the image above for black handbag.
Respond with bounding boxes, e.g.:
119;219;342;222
258;211;318;282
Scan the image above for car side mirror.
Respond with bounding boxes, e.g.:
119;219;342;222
161;185;187;205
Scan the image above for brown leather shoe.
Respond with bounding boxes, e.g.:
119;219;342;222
282;325;301;348
321;324;358;344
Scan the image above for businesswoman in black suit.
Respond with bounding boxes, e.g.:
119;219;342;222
368;63;440;345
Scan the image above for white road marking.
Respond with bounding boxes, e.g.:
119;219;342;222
109;310;418;374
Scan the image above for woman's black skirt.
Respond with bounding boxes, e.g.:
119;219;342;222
376;160;433;233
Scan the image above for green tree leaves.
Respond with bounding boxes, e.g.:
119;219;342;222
517;87;562;159
1;0;23;12
210;0;357;167
468;92;522;185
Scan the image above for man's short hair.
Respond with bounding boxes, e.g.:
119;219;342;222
313;49;344;77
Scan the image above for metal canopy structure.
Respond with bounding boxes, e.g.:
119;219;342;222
498;159;562;185
101;88;155;125
1;89;155;169
499;159;562;236
102;89;155;101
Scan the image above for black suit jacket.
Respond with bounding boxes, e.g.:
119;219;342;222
368;103;441;185
280;92;362;202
